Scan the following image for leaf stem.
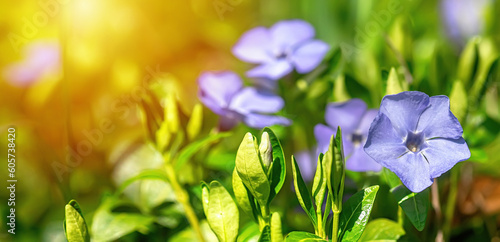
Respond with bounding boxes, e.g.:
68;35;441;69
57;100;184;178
164;161;205;242
332;210;340;242
431;179;443;242
443;166;459;241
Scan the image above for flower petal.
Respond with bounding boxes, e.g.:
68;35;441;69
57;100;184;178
364;113;407;162
243;113;291;129
314;124;335;154
417;96;463;139
198;71;243;114
295;150;316;181
229;87;284;115
395;152;433;193
358;109;378;137
232;27;274;64
421;137;470;178
347;146;382;172
380;91;430;138
246;59;293;80
290;40;329;73
325;99;367;135
270;20;315;51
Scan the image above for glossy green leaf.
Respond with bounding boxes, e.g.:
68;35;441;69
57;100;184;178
386;67;403;95
391;185;429;231
91;195;155;241
175;132;232;170
338;185;379;242
64;200;90;242
457;38;479;87
271;212;283;242
259;225;272;242
206;181;239;242
291;155;317;229
359;218;405;241
187;103;203;140
236;133;270;207
237;223;261;242
284;231;327;242
323;128;345;211
263;127;286;204
232;168;258;220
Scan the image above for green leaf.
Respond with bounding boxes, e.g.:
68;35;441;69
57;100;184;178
284;231;327;242
457;37;479;88
324;128;345;211
64;200;90;242
232;168;258;220
263;127;286;204
359;218;405;241
259;225;272;242
235;133;270;207
470;38;499;105
382;168;402;189
237;223;261;242
338;185;380;242
449;80;468;123
175;132;232;170
391;185;429;231
271;212;284;242
206;181;239;242
91;195;155;241
291;155;318;230
312;154;327;218
385;67;403;95
333;75;351;102
115;169;169;196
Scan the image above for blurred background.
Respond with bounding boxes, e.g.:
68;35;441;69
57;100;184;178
0;0;499;241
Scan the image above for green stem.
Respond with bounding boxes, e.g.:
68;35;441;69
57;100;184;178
165;162;205;242
316;208;324;237
332;210;340;242
397;205;404;227
443;166;459;240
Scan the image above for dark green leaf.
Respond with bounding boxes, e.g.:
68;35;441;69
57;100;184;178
391;185;429;231
338;185;379;242
264;127;286;204
291;155;317;230
259;225;272;242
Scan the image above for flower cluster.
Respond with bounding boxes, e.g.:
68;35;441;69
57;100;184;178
198;20;328;130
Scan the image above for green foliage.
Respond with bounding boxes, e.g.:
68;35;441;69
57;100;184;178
264;127;287;205
337;185;379;242
284;231;327;242
203;181;239;242
291;155;317;229
359;218;405;241
391;185;430;231
64;200;90;242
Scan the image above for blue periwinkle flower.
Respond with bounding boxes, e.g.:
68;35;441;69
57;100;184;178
232;19;329;81
198;71;291;130
441;0;491;45
364;91;471;193
315;99;382;172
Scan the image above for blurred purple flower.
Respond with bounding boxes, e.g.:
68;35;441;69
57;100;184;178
364;91;471;193
441;0;491;45
295;149;317;181
314;99;382;172
3;41;61;87
198;71;291;130
232;19;329;81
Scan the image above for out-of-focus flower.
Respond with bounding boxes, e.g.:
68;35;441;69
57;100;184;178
314;99;382;172
3;41;61;87
198;71;291;130
441;0;491;45
232;19;329;81
294;149;317;181
364;91;471;193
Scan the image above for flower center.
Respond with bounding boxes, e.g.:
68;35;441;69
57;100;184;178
351;133;363;146
405;132;425;153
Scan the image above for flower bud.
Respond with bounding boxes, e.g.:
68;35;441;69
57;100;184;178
259;132;273;169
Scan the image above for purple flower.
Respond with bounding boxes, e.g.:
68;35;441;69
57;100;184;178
441;0;491;45
314;99;382;172
364;91;471;193
232;19;329;81
294;149;317;181
198;71;291;130
3;41;60;87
